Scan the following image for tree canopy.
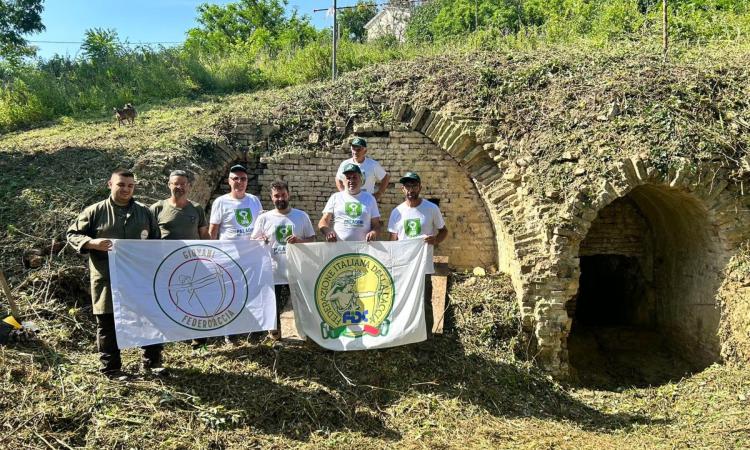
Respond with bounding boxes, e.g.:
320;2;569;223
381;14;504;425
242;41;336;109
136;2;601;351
406;0;750;43
339;1;378;43
185;0;318;55
81;28;122;62
0;0;45;60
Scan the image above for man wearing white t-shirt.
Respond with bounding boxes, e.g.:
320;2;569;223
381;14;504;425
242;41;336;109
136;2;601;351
335;137;390;201
208;164;263;344
251;180;315;340
208;164;263;240
388;172;448;337
320;163;381;242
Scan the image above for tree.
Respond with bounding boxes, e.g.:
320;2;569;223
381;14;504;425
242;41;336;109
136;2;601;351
406;0;522;42
81;28;122;62
0;0;45;60
339;1;377;43
185;0;316;55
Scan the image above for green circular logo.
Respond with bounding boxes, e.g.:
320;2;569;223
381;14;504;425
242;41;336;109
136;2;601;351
314;253;394;339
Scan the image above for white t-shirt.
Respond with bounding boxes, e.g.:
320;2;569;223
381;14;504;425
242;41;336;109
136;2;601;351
388;199;446;274
336;157;387;194
251;208;315;284
209;193;263;240
323;190;380;242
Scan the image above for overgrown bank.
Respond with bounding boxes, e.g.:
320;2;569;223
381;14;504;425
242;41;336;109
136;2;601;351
1;39;750;447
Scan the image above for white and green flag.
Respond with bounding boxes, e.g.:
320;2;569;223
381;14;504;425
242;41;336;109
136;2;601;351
110;240;275;348
287;239;428;350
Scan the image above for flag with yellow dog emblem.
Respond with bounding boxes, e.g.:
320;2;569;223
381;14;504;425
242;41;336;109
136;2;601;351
287;239;428;350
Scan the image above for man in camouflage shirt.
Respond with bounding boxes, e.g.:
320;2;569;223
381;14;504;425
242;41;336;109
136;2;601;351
67;169;162;378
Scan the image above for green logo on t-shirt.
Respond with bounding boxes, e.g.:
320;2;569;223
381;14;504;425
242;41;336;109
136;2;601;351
275;225;292;244
405;218;421;237
344;202;363;219
235;208;253;227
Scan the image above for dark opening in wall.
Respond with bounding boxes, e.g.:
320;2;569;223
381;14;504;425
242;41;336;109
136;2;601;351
567;187;724;388
574;255;653;328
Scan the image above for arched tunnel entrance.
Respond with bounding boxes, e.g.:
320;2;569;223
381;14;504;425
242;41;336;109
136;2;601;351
567;185;725;387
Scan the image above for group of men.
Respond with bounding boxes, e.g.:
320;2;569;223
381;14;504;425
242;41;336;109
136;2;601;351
67;136;447;378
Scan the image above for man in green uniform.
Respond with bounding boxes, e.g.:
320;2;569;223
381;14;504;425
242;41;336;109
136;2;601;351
150;170;209;352
67;169;162;378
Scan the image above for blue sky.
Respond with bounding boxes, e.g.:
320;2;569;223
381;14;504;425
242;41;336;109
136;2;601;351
27;0;363;59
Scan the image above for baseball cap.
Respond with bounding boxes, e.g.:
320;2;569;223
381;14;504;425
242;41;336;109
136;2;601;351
399;172;421;184
229;164;248;174
350;137;367;148
342;163;362;174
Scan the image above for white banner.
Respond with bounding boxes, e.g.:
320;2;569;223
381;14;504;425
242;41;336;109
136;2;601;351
287;240;428;350
110;240;276;348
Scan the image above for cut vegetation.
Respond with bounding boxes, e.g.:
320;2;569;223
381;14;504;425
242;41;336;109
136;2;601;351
2;38;750;448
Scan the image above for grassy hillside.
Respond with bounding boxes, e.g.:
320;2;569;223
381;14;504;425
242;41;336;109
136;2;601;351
1;39;750;448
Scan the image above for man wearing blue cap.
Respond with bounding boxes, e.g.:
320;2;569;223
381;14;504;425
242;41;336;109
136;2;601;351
335;137;390;201
388;171;447;336
320;163;381;242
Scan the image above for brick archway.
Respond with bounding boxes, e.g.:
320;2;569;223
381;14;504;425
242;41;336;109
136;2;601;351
199;106;750;379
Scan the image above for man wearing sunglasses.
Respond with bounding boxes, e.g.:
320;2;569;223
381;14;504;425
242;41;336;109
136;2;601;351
208;164;263;240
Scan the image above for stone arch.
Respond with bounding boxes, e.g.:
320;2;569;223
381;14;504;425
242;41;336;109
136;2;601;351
204;108;506;270
539;157;750;378
254;126;498;269
202;105;750;380
388;104;543;289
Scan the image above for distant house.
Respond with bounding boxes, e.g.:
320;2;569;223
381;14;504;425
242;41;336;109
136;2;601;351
364;6;412;43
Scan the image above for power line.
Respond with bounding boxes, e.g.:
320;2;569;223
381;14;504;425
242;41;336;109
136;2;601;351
27;40;182;45
313;1;421;13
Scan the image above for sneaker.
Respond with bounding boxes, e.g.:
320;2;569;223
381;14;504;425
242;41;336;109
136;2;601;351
149;366;170;378
102;369;130;381
268;330;281;341
224;335;238;346
141;361;170;377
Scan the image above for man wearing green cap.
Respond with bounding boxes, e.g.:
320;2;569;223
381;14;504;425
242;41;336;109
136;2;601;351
335;136;390;201
320;163;381;242
67;168;163;378
388;171;447;336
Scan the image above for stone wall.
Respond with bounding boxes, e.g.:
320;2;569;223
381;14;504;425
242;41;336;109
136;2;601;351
201;103;750;379
579;197;650;258
213;128;497;270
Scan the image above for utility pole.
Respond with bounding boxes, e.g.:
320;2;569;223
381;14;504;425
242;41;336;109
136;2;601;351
662;0;668;62
333;0;338;80
315;1;355;81
475;0;479;31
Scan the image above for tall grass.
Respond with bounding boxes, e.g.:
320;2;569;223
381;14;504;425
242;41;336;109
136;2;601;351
1;1;749;133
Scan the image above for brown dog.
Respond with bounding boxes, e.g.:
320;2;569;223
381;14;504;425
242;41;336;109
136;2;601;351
114;103;137;126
